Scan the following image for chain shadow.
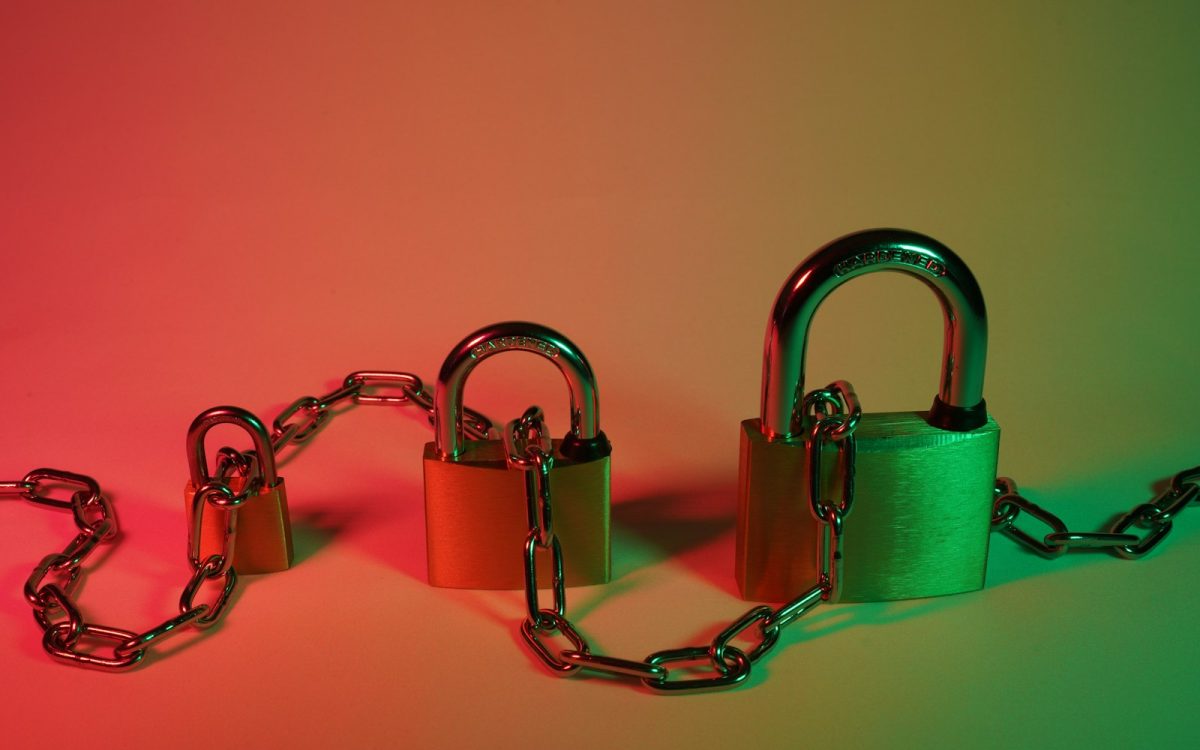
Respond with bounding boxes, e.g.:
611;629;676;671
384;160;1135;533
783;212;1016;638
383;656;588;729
426;576;662;691
448;577;704;694
984;469;1196;590
444;574;642;631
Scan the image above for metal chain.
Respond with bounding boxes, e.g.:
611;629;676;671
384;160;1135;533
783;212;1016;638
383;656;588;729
3;469;166;669
6;370;492;670
9;364;1195;677
509;383;861;692
802;380;860;602
263;370;493;466
991;467;1200;559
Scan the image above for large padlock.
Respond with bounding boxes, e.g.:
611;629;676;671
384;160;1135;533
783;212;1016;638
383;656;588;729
423;321;611;589
736;229;1000;602
185;406;294;574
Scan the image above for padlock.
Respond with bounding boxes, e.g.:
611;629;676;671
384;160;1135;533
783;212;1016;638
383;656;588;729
423;321;611;589
184;406;294;574
736;229;1000;602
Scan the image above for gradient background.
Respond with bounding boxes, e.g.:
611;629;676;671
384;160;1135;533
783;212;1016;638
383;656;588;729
2;2;1198;747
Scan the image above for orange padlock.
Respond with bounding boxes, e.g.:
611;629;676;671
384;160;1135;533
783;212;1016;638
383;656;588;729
184;406;293;574
422;322;612;589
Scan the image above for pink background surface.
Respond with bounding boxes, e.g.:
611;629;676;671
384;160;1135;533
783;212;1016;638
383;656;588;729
2;3;1198;747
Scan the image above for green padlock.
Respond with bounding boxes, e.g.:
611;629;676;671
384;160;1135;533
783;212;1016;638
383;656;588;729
737;229;1000;602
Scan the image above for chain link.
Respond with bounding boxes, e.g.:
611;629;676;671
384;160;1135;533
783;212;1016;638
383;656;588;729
991;469;1199;560
6;370;492;670
802;381;859;602
262;370;492;464
508;385;859;692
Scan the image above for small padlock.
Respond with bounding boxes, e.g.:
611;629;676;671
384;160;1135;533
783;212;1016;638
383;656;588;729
423;321;611;589
184;406;294;574
737;229;1000;602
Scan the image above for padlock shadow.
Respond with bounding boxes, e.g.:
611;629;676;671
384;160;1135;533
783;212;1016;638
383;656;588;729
437;576;662;691
285;475;431;583
288;509;350;567
610;482;741;596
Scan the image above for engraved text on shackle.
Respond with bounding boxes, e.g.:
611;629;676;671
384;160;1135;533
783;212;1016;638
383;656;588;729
471;336;561;360
833;248;947;278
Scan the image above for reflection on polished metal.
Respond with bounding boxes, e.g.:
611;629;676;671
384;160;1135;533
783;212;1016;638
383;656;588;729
761;228;989;437
184;406;294;575
737;229;1001;603
434;321;601;458
423;322;611;589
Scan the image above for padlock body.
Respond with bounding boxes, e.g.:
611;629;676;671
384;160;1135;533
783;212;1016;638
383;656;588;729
184;476;294;574
423;439;610;589
736;412;999;602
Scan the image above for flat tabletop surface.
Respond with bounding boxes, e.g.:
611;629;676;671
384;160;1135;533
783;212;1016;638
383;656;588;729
2;3;1198;748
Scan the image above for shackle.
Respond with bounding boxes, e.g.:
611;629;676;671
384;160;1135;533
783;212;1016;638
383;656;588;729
187;406;280;488
434;321;610;461
760;228;989;439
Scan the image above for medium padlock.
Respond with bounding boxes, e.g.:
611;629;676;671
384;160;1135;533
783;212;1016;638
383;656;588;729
423;321;611;589
184;406;294;574
736;229;1000;602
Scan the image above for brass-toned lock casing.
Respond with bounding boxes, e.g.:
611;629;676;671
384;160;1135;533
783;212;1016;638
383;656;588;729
738;229;999;602
184;476;294;575
423;439;610;589
737;413;998;602
184;406;294;575
424;321;612;590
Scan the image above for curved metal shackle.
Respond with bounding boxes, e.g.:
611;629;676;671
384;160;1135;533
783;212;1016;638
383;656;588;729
186;406;279;487
761;228;989;439
434;321;606;459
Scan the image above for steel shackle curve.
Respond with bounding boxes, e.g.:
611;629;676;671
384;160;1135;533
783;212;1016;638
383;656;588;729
434;321;605;459
186;406;279;486
761;228;989;439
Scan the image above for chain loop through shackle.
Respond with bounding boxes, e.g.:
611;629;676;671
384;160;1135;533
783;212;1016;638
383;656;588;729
801;381;859;602
270;371;494;453
7;369;494;670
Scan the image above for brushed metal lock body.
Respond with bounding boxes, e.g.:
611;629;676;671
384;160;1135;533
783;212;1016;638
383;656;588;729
184;406;294;575
737;229;1000;602
423;322;612;589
